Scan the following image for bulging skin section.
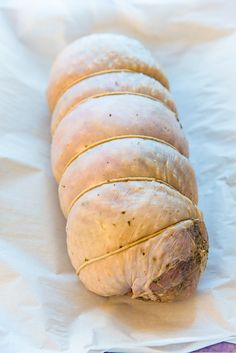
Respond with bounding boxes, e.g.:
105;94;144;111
59;137;198;217
47;33;169;111
77;219;208;301
51;94;188;182
66;180;207;300
51;71;177;134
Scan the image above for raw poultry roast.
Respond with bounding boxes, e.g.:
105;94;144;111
47;33;208;301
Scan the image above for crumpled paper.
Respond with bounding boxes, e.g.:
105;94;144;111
0;0;236;352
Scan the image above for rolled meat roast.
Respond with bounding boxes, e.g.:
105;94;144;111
48;33;208;301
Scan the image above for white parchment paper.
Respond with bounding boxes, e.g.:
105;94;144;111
0;0;236;352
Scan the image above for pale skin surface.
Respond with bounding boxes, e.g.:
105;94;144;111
51;71;177;134
78;220;208;301
47;33;169;111
67;181;208;301
67;181;201;267
51;94;188;182
59;137;198;217
48;33;208;300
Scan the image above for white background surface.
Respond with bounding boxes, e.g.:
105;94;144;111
0;0;236;352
